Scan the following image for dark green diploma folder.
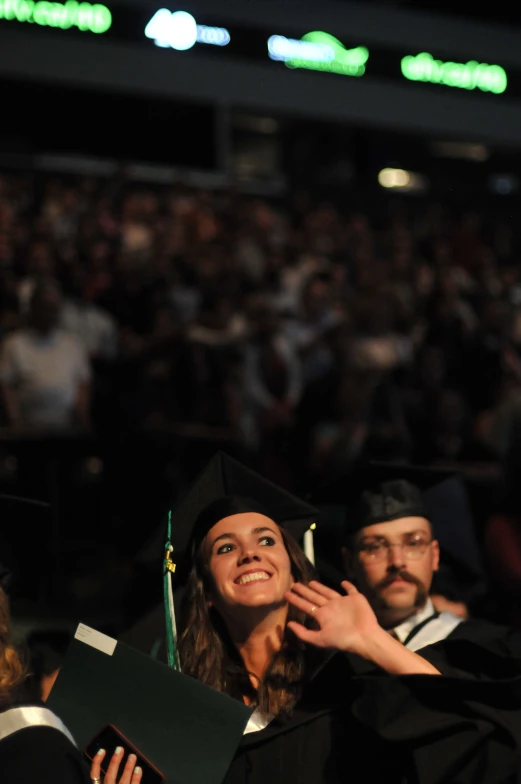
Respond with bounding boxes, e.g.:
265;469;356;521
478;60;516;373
48;624;253;784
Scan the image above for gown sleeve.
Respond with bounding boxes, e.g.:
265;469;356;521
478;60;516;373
347;627;521;783
0;725;90;784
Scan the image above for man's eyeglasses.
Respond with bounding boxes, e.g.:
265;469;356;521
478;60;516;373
356;533;433;563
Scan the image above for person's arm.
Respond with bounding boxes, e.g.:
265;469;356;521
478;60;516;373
72;340;92;429
356;626;439;674
287;581;521;782
243;346;276;409
278;337;303;407
98;313;118;361
285;580;440;675
0;338;22;427
0;382;22;427
74;380;91;429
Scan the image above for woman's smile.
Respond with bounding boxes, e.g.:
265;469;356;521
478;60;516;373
235;570;273;586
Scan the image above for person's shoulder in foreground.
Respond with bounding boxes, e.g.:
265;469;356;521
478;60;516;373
0;717;90;784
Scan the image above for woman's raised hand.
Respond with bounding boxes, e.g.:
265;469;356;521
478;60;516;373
285;580;381;658
285;580;440;675
90;747;143;784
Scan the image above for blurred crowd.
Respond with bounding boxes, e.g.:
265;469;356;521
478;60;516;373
1;170;521;479
2;168;521;625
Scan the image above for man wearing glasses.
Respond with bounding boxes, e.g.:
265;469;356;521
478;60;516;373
342;470;462;651
314;462;512;652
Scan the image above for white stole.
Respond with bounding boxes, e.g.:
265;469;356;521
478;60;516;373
405;612;464;652
0;706;77;746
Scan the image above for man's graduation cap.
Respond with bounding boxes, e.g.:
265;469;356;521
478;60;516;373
138;451;319;579
312;462;485;598
0;494;51;597
311;462;452;537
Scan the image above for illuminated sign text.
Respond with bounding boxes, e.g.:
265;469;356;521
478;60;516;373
401;52;507;94
268;31;368;76
145;8;230;51
0;0;112;33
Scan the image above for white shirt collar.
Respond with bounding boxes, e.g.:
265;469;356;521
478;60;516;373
243;707;274;735
391;598;437;644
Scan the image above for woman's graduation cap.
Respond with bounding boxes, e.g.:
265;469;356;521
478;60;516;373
136;452;319;670
138;451;319;573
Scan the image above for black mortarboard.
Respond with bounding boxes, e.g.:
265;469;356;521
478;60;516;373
312;463;486;600
126;454;318;661
0;494;51;596
311;461;453;538
138;451;319;579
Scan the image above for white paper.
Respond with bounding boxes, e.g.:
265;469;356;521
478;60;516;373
74;623;117;656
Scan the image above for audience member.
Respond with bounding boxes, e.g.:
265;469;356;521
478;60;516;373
0;280;91;430
61;265;117;362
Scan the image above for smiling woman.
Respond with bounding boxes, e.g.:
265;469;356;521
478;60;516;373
180;500;315;716
126;452;521;784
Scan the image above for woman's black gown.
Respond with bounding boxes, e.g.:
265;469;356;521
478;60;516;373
224;625;521;784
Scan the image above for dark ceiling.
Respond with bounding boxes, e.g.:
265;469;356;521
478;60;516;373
338;1;521;28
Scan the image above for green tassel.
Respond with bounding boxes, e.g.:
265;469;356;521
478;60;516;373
163;510;180;670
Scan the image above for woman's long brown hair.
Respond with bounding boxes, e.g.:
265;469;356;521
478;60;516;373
179;528;316;718
0;587;26;702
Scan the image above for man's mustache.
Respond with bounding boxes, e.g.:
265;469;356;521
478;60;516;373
375;569;424;591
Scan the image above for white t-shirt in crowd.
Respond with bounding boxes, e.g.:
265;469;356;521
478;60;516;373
61;300;117;360
0;329;91;428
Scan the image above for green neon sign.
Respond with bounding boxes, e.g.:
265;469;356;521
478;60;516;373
0;0;112;33
401;52;507;94
286;31;368;77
